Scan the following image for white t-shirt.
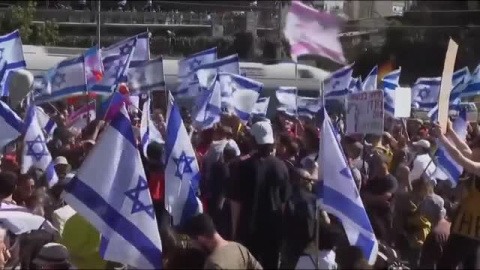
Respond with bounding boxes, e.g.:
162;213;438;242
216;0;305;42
295;250;337;270
409;153;437;182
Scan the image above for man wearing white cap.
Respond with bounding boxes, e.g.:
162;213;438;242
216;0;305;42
228;121;290;269
410;139;437;183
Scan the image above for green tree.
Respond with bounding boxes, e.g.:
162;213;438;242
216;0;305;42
0;1;59;46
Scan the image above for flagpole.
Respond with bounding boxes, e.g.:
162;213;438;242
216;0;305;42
96;0;101;48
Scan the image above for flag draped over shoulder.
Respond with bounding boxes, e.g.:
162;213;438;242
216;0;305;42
62;105;162;269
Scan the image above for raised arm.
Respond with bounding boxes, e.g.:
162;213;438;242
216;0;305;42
446;120;472;158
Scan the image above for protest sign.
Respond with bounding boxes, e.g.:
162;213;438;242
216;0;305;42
394;87;412;118
438;39;459;134
346;90;384;135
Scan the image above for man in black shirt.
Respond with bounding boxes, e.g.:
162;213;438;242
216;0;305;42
228;121;290;269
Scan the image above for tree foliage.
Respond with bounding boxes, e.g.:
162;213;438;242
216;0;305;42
0;1;59;46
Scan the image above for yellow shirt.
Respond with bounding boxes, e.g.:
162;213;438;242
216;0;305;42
60;214;107;269
452;179;480;240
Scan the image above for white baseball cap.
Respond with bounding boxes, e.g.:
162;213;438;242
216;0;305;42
53;156;69;166
413;139;431;149
250;121;274;145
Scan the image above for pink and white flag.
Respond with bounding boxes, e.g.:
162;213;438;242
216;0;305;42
67;101;96;130
284;1;346;64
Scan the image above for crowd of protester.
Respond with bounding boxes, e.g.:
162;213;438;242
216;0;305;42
2;95;480;269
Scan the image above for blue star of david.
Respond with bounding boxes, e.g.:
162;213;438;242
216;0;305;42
124;176;155;219
332;80;341;89
189;58;202;71
105;61;122;79
26;135;48;162
173;151;195;180
119;43;133;55
418;88;430;99
51;72;66;88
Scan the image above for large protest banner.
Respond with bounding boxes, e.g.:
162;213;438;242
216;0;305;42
438;39;459;133
346;90;384;135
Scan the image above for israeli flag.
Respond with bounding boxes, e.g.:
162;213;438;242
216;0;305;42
178;47;217;79
127;58;165;93
175;54;240;97
362;66;378;91
0;100;23;150
92;39;137;94
33;56;88;104
218;72;263;123
298;96;322;119
165;92;202;226
450;67;470;102
349;77;362;93
412;77;441;110
102;32;150;67
320;111;378;265
0;202;56;235
193;74;222;130
252;97;270;118
434;109;468;187
22;106;58;187
140;97;164;158
463;64;480;98
276;86;298;115
380;68;401;116
62;105;162;269
0;30;26;96
84;47;104;89
324;63;354;98
35;107;57;142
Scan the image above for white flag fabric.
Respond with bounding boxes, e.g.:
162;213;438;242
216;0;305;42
0;202;57;235
349;77;363;93
464;64;480;97
380;68;401;116
324;63;354;98
362;66;378;91
434;109;468;187
127;57;165;93
193;74;222;130
297;96;322;119
175;54;240;97
252;97;270;118
412;77;441;110
140;97;164;157
284;0;346;63
276;86;298;115
35;107;57;142
33;55;88;103
92;38;137;94
165;93;202;226
321;111;378;265
178;47;217;79
0;100;23;150
22;106;58;187
218;72;263;123
0;30;26;96
62;105;162;269
102;32;150;67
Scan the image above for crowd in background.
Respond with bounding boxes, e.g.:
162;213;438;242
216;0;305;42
2;93;480;269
